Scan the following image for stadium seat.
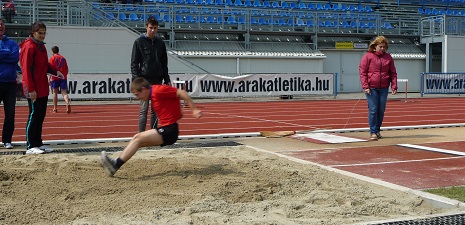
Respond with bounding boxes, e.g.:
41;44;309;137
367;22;375;28
153;14;163;22
165;0;175;3
205;0;215;5
307;3;315;10
315;3;323;10
139;14;149;21
289;2;297;9
195;0;205;4
253;0;263;7
364;5;374;13
129;13;139;21
175;15;184;23
215;0;223;5
271;1;280;8
298;2;307;9
258;17;268;25
237;17;246;24
206;15;216;23
331;4;340;11
250;17;258;24
145;0;155;2
424;8;432;14
348;5;357;11
197;16;206;23
244;0;252;7
340;20;350;28
263;1;271;8
306;19;314;27
382;21;393;29
185;15;196;22
324;3;332;10
225;0;233;5
234;0;243;6
118;13;128;21
295;19;305;26
217;16;224;23
281;1;290;9
226;15;237;24
277;18;286;26
186;0;195;4
163;14;172;22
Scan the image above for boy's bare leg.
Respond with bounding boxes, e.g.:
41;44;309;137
52;88;59;112
61;89;71;113
119;129;164;162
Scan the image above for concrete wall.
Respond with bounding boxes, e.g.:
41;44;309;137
45;26;428;92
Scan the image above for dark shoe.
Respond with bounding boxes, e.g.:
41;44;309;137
370;134;378;141
99;151;117;177
376;133;382;139
51;109;57;113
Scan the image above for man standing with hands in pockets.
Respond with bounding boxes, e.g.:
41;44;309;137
131;16;171;132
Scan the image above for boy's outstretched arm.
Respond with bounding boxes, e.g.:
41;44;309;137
177;89;202;118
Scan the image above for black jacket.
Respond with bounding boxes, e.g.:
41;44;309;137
131;34;170;85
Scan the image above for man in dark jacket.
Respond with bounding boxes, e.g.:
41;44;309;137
0;18;19;149
131;16;170;132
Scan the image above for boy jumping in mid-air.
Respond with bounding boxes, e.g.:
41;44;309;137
98;77;202;177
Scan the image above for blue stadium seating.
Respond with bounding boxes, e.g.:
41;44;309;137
226;16;237;24
164;14;172;22
185;15;196;22
118;13;128;21
237;17;246;24
271;1;280;8
129;13;139;21
258;17;268;25
306;19;314;27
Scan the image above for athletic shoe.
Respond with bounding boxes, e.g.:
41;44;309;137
370;134;378;141
376;133;382;139
26;147;45;155
39;145;54;153
4;143;13;149
99;151;117;177
66;104;71;114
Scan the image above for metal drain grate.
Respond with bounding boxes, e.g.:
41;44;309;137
0;141;242;155
369;213;465;225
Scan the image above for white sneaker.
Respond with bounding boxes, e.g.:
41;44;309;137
39;145;54;153
26;147;45;155
4;143;13;149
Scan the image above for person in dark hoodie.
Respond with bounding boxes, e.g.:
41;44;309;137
19;21;62;154
0;18;19;149
131;16;170;133
359;36;398;141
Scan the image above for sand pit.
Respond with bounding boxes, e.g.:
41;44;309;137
0;145;458;224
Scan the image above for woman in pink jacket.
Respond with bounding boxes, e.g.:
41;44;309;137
359;36;398;141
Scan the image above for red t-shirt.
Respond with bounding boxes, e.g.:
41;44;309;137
49;53;69;81
150;85;181;127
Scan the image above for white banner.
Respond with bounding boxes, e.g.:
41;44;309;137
422;73;465;94
56;73;335;99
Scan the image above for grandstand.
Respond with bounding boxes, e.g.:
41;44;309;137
4;0;465;93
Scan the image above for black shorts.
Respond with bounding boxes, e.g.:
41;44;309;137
157;123;179;146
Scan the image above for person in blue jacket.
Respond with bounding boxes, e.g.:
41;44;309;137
0;18;20;149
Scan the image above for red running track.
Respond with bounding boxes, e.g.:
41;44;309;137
3;97;465;142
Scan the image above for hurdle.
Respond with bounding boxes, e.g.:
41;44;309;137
397;79;408;102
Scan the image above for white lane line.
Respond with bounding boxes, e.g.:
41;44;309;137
398;143;465;156
331;156;465;167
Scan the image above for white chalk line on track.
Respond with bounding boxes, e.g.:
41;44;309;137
330;156;465;168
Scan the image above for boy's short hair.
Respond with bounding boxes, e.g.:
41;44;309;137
131;77;151;92
146;16;159;27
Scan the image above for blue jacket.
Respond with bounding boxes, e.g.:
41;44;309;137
0;35;19;82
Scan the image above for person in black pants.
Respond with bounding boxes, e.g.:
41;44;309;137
0;18;19;149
